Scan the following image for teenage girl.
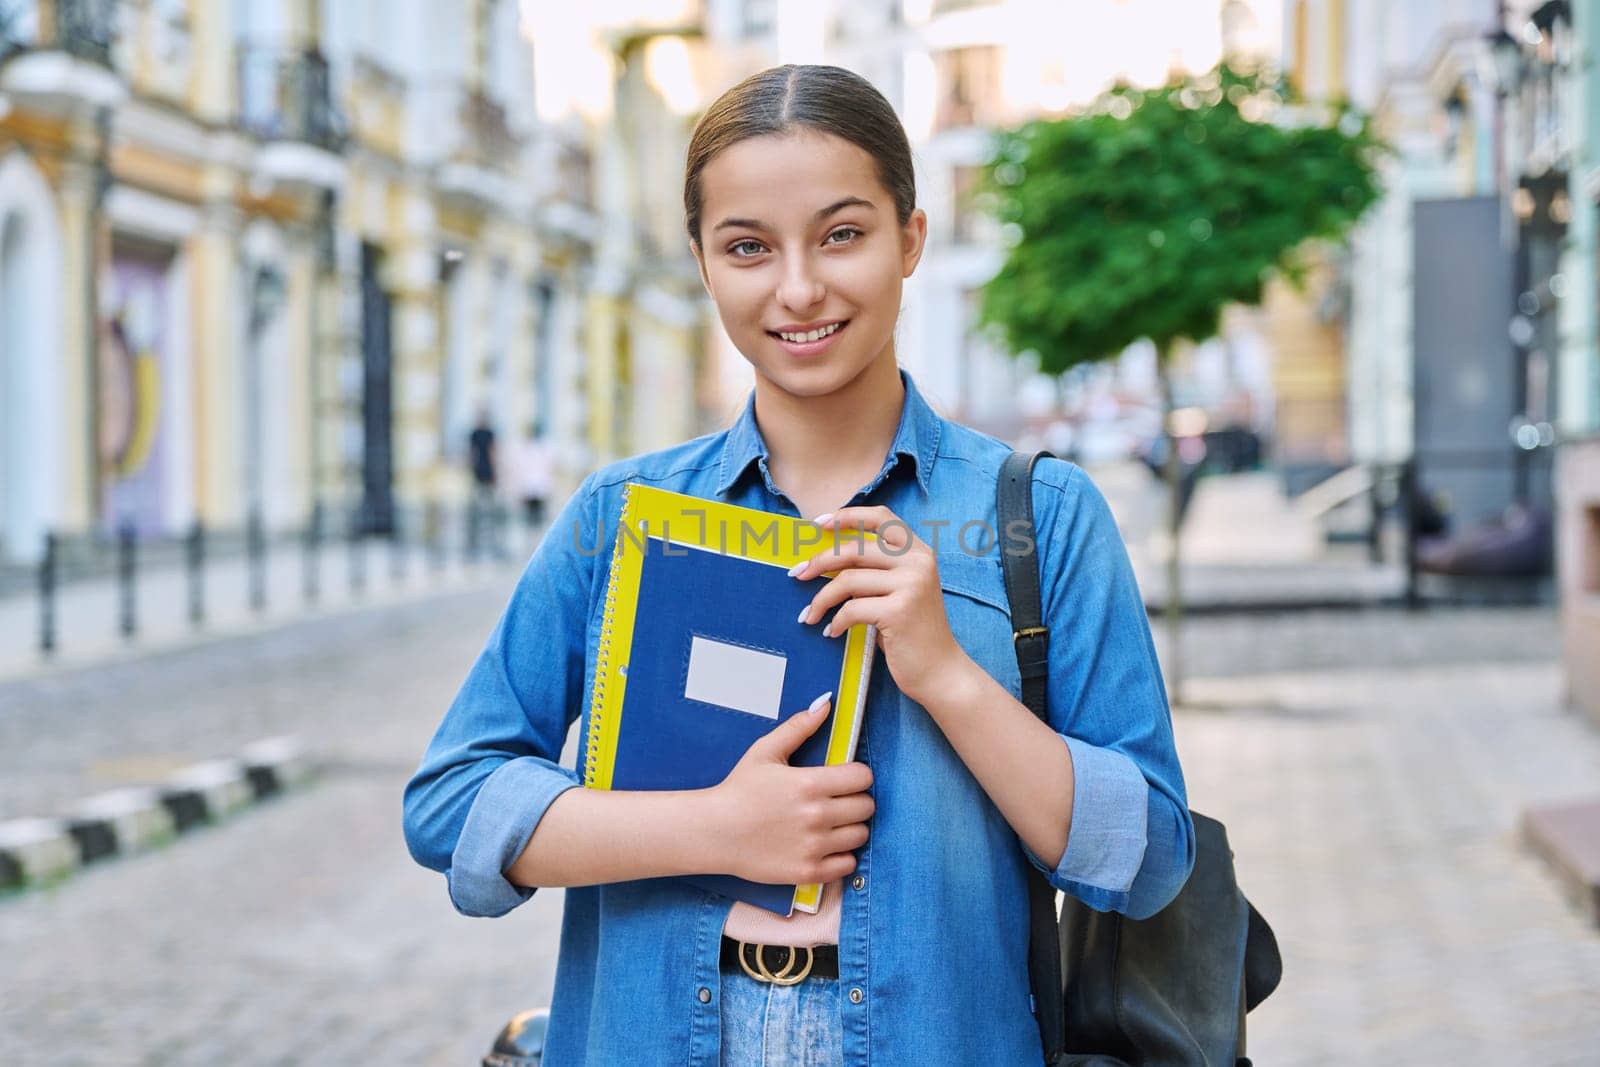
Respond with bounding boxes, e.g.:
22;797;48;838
404;64;1194;1067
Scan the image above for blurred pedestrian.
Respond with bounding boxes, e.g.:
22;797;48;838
466;409;505;560
509;420;554;550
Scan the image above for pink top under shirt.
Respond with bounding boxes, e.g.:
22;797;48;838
721;877;842;947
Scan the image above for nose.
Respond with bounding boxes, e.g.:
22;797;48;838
776;253;825;315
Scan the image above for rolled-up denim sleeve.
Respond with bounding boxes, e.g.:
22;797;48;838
1019;461;1196;919
402;473;599;917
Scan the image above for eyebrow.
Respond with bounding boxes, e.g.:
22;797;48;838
712;196;878;234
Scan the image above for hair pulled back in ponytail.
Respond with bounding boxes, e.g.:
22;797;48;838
684;64;916;251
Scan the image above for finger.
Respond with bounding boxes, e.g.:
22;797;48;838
813;506;915;551
800;853;858;884
819;595;891;640
788;536;898;581
797;568;899;627
821;822;871;854
807;759;873;796
825;792;875;826
754;693;832;759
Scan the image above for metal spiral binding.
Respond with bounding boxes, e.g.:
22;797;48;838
584;482;633;785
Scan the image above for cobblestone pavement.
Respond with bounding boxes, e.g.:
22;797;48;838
1171;621;1600;1065
2;588;1595;1064
1159;608;1600;1065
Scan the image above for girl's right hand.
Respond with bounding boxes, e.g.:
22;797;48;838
703;695;875;886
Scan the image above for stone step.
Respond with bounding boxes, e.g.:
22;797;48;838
1522;797;1600;928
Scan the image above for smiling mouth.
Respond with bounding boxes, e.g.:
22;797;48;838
768;320;849;343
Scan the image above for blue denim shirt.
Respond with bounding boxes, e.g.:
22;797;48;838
403;366;1195;1066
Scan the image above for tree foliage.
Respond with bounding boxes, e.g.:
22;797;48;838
976;63;1387;373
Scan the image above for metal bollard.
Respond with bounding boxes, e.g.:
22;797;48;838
483;1007;548;1067
389;512;406;584
38;531;57;657
187;521;205;628
426;499;446;575
1400;459;1421;611
303;501;322;606
1366;466;1383;565
466;496;482;564
348;504;366;596
117;522;137;640
247;509;267;614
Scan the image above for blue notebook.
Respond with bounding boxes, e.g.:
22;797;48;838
583;483;877;915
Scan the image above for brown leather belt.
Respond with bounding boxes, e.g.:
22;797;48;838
719;934;840;984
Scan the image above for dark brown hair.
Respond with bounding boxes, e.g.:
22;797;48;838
683;64;916;250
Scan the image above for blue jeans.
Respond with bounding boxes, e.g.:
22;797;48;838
719;969;843;1066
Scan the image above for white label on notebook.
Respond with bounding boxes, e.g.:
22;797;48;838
684;635;787;720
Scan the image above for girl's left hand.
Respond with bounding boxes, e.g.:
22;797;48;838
791;506;970;708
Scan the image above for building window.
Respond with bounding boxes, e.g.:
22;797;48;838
950;164;988;245
743;0;776;38
1585;505;1600;595
933;45;1002;133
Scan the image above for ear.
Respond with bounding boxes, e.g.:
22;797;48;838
900;207;928;278
690;239;713;298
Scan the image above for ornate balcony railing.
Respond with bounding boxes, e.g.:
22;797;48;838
237;45;345;153
0;0;118;67
452;86;516;170
55;0;112;65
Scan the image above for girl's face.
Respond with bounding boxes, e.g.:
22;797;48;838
691;129;927;400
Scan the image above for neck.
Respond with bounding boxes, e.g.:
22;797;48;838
752;353;906;501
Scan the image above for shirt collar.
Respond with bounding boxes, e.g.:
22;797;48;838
715;366;942;498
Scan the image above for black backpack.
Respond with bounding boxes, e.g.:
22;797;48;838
997;450;1283;1066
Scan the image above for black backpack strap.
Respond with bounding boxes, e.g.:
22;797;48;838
996;449;1065;1064
998;450;1054;722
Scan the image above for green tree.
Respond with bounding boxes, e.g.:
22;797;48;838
977;62;1385;703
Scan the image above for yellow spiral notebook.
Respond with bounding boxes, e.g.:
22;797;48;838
583;483;877;915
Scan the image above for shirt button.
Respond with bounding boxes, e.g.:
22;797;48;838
849;987;864;1004
851;875;866;891
697;987;711;1003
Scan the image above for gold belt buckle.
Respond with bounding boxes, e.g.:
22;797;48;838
736;939;814;985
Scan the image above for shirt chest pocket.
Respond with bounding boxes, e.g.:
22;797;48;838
935;551;1021;699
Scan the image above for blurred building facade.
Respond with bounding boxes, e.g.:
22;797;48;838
1558;0;1600;724
1286;1;1553;516
0;0;595;567
1286;0;1599;716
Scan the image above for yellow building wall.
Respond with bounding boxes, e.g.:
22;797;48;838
1239;264;1349;465
586;293;626;462
2;0;585;553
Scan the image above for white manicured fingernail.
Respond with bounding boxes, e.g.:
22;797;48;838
812;512;833;526
797;605;810;624
788;561;806;577
809;692;833;713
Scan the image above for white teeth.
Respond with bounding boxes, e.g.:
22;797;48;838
779;322;842;342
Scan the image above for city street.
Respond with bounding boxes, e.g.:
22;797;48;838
2;579;1595;1064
